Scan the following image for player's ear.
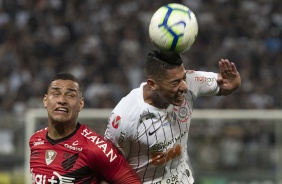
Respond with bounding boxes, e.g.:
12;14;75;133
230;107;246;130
147;79;159;91
43;94;47;108
78;98;84;112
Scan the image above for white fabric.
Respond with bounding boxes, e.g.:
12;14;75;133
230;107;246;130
105;71;219;183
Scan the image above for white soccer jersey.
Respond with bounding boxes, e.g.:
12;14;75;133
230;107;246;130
105;71;219;184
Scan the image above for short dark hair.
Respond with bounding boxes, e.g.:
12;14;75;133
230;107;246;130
47;72;83;93
144;50;183;81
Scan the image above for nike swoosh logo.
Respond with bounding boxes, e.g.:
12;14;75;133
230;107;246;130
148;126;162;136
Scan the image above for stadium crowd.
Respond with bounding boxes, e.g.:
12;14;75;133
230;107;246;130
0;0;281;113
0;0;281;180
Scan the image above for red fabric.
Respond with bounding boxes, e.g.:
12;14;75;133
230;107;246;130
29;124;141;184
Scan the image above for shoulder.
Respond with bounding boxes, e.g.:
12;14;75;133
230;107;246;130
79;125;122;163
186;70;218;84
29;127;48;148
186;70;217;79
113;86;143;124
78;124;102;143
29;127;47;141
106;85;145;137
79;124;115;151
185;70;219;97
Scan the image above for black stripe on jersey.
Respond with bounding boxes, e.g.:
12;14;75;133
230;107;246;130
174;116;183;169
152;112;166;181
167;110;177;177
137;109;167;182
135;120;142;174
65;166;95;183
137;109;157;181
136;109;150;180
137;116;147;181
158;112;168;182
159;112;167;180
138;109;159;181
52;166;95;183
62;153;79;170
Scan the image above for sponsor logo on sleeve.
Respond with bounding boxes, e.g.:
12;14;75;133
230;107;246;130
33;139;45;146
194;76;216;86
81;128;117;162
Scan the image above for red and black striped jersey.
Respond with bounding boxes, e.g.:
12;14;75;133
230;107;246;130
29;123;141;184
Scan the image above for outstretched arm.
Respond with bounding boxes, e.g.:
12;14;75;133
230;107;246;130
217;59;241;96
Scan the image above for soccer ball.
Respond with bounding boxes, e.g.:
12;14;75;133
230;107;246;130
149;3;198;53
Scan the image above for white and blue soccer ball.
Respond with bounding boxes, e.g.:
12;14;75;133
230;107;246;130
149;3;198;53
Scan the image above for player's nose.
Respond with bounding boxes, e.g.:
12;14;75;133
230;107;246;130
58;95;67;104
179;80;188;92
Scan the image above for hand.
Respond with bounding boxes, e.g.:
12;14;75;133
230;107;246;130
217;59;241;95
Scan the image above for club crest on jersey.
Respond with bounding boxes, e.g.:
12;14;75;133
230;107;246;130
45;150;57;165
178;107;190;122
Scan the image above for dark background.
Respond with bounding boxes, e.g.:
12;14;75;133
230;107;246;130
0;0;281;183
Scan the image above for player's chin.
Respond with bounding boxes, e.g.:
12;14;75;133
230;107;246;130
172;98;184;106
52;114;70;123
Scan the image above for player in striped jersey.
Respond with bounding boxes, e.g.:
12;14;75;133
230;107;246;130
104;50;241;183
29;72;141;184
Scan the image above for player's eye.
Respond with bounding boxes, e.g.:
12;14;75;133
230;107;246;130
171;81;180;86
52;92;59;96
66;92;77;98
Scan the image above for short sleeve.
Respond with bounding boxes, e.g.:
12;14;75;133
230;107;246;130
186;70;219;97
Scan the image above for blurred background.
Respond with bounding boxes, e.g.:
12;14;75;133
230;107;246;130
0;0;281;183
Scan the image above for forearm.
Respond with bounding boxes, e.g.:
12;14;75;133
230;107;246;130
217;87;236;96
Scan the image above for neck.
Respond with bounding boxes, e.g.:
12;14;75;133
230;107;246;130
143;84;169;109
48;121;77;140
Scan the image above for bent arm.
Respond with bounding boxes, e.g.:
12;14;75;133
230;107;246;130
110;158;141;184
93;139;141;184
217;59;241;96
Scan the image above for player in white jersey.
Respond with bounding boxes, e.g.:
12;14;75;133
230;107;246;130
105;50;241;183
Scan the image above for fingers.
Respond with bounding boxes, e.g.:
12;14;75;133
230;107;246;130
219;59;230;78
230;62;238;73
219;59;232;71
219;59;237;78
